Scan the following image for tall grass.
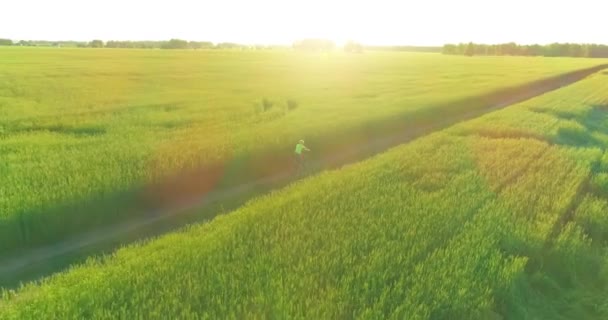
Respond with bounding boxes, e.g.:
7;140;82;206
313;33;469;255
2;68;608;319
1;48;606;254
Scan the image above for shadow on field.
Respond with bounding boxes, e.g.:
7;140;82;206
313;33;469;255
496;216;608;319
492;103;608;319
457;102;608;150
553;105;608;149
1;64;608;289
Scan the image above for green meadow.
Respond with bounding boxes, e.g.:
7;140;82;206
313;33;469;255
2;61;608;319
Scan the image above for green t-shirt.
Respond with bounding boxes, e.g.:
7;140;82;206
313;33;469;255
295;143;306;154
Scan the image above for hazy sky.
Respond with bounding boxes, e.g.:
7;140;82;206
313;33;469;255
2;0;606;45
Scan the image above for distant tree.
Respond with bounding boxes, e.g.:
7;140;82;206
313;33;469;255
487;45;497;55
344;40;363;53
581;45;590;58
89;40;104;48
441;44;458;55
457;43;467;55
527;44;544;56
474;43;487;55
105;40;120;48
0;38;13;46
544;43;560;57
371;45;441;52
558;43;571;56
519;45;531;56
215;42;241;49
503;42;519;55
162;39;189;49
589;44;608;58
464;42;475;56
188;41;214;49
568;43;586;57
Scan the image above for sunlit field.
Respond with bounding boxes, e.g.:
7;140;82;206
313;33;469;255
0;47;605;255
2;67;608;319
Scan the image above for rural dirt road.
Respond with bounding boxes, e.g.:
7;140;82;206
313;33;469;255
1;64;607;288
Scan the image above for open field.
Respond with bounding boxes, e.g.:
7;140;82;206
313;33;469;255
2;67;608;319
1;48;607;256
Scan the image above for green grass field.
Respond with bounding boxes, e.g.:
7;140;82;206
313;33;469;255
1;63;608;318
1;48;606;255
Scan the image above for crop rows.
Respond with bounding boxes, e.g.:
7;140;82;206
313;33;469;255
2;68;608;318
1;48;606;255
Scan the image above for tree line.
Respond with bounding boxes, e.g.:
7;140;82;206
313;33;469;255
2;38;344;51
0;38;277;50
443;42;608;58
366;45;441;53
0;39;94;48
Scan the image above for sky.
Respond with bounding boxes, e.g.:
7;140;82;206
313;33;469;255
2;0;606;46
